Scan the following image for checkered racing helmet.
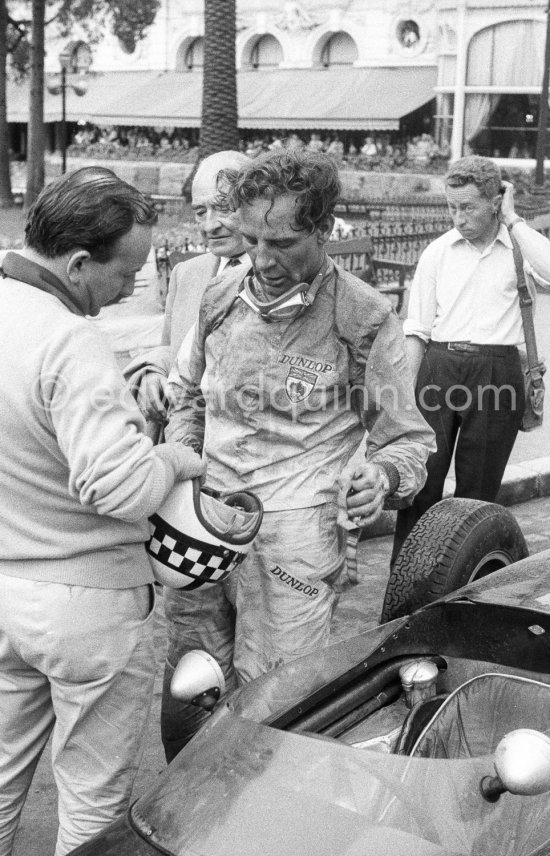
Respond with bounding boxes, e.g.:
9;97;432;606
146;479;263;589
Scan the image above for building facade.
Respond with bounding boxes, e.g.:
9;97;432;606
41;1;439;140
56;1;439;75
34;0;550;159
436;0;549;160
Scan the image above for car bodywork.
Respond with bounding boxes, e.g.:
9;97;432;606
71;551;550;856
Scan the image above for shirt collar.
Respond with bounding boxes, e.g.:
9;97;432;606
217;252;249;274
496;222;514;248
449;222;511;251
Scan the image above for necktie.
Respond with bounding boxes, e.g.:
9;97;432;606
227;257;241;267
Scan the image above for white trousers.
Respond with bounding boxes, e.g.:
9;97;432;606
0;576;156;856
161;503;345;758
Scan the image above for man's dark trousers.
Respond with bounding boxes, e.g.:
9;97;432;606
391;341;525;565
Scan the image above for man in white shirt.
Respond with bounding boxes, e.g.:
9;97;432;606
126;150;251;424
391;155;550;564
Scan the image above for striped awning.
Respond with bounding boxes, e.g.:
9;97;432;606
7;65;436;131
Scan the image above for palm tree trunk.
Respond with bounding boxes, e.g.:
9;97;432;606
25;0;45;208
199;0;239;158
0;0;14;207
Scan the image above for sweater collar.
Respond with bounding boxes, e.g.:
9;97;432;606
0;251;86;316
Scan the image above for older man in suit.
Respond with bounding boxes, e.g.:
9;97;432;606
125;150;251;762
126;150;251;423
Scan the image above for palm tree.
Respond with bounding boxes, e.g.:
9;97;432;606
181;0;238;199
0;0;14;207
25;0;45;207
200;0;239;158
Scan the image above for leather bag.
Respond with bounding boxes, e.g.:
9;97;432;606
511;233;545;431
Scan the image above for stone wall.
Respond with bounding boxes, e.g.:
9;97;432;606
39;156;195;196
34;154;446;201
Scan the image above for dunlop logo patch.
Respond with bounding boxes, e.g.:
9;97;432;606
269;565;319;598
285;367;317;402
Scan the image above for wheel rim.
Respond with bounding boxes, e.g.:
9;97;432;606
468;550;514;582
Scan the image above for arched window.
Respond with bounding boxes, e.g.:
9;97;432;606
321;32;358;68
250;35;283;69
176;37;204;71
467;20;545;87
463;20;547;158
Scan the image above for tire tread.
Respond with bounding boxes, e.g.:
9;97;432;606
381;499;528;623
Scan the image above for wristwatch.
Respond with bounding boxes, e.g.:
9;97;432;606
506;216;525;232
377;462;400;497
379;469;391;497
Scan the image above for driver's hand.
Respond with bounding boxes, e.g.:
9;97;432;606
337;462;387;529
136;372;174;423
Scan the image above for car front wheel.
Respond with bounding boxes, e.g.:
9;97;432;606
381;498;528;623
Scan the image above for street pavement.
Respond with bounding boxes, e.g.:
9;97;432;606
10;254;550;855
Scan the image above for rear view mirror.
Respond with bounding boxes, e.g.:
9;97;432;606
480;729;550;801
170;649;225;712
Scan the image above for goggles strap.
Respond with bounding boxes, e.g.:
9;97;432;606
238;256;329;321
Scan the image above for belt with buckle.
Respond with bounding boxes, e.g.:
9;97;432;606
431;341;517;357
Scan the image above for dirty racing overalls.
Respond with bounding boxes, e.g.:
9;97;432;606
161;258;434;759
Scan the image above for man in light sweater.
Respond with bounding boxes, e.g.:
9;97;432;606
0;167;204;856
127;149;251;426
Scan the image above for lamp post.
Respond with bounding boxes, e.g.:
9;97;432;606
47;44;89;173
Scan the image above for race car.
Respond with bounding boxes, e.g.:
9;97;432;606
70;501;550;856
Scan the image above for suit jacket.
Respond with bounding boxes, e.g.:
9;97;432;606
125;253;221;382
162;253;221;362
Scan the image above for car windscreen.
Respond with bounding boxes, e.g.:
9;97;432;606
130;711;550;856
229;619;404;725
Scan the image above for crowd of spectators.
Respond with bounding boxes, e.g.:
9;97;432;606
67;123;451;172
244;130;450;171
68;124;199;162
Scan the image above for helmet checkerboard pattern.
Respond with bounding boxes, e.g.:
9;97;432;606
147;514;245;589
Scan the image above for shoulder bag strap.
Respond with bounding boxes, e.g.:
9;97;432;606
510;232;543;381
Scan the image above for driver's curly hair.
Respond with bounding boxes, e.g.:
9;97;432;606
224;149;341;233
